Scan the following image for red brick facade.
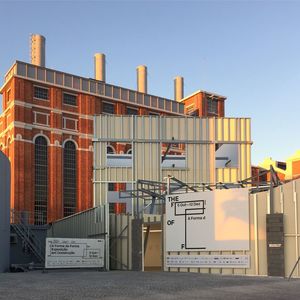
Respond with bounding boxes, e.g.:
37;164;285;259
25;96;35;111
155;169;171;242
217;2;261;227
0;65;226;223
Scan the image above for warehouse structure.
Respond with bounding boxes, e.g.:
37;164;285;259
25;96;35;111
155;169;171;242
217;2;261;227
0;34;227;224
93;115;252;207
92;114;252;270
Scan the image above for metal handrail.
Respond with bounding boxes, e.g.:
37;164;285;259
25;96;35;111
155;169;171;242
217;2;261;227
10;210;45;263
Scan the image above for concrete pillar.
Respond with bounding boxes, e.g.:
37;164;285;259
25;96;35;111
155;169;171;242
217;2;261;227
94;53;106;82
137;65;147;93
31;34;46;67
174;76;184;101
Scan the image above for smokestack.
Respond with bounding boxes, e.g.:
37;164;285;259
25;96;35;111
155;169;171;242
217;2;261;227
31;34;46;67
94;53;106;82
136;65;147;93
174;76;184;101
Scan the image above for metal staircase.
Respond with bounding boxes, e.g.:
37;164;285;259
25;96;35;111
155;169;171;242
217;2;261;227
10;210;45;267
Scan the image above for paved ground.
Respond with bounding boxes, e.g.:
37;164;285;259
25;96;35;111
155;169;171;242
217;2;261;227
0;270;299;299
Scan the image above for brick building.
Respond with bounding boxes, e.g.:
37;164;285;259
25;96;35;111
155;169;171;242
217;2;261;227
0;34;226;223
255;150;300;183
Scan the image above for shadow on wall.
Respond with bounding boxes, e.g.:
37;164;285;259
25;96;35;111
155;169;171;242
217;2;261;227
0;151;10;272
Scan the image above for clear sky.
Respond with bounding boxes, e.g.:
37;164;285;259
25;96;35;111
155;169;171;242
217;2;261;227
0;0;299;164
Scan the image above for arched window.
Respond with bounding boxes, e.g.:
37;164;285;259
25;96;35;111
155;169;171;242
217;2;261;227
34;136;48;224
63;141;77;217
107;145;115;154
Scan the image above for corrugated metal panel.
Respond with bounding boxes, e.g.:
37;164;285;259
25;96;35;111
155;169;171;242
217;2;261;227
93;115;252;207
110;214;132;270
47;206;106;238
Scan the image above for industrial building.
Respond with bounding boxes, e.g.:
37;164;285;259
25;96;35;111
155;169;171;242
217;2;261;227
0;34;227;224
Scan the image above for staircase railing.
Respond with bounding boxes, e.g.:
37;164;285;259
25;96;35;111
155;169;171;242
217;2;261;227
10;210;45;265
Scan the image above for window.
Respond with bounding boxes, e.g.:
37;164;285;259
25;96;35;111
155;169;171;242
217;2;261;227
34;136;48;224
63;92;77;106
161;143;186;168
63;141;77;217
103;102;115;114
7;89;11;102
107;145;115;154
34;86;48;100
215;144;238;168
106;142;132;167
108;183;115;191
186;104;198;116
149;112;160;116
126;107;138;115
207;98;218;115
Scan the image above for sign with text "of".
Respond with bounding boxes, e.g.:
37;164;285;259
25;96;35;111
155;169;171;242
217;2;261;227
45;238;104;269
166;189;249;252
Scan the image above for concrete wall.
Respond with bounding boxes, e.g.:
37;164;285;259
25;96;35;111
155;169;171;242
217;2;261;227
0;151;10;272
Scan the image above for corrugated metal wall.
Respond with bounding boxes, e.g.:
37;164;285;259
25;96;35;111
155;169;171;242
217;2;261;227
109;214;132;270
47;207;106;239
47;207;133;271
93;116;252;206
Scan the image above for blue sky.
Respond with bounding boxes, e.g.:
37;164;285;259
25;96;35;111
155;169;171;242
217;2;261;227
0;0;299;164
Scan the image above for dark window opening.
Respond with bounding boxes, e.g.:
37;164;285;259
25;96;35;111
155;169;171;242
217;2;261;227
108;183;115;191
126;107;138;115
103;102;115;114
149;112;160;116
63;141;77;217
34;136;48;224
107;145;115;154
34;86;48;100
277;162;287;171
63;92;77;106
207;98;218;115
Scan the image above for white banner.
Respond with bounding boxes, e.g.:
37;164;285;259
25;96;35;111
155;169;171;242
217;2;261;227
45;238;105;269
166;189;249;252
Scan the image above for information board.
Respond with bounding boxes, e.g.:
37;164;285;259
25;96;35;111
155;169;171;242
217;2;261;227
166;189;249;252
45;238;105;269
166;255;250;268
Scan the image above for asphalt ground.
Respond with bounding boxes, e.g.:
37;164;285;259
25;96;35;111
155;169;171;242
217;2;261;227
0;270;299;300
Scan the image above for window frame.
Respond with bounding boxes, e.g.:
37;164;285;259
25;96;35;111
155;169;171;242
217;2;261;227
63;140;77;217
126;106;139;115
102;101;115;115
63;92;78;107
33;85;49;101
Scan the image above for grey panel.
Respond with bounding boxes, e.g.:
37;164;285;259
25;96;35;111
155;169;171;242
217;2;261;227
0;152;10;272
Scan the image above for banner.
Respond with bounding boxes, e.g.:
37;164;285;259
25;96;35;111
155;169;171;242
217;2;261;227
45;238;104;269
165;189;249;252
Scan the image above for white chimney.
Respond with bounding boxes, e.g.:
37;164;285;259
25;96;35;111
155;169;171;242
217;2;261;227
31;34;46;67
137;65;147;93
174;76;184;101
94;53;106;82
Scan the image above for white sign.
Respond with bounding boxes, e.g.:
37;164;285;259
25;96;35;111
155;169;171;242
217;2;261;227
166;189;249;252
166;255;250;268
45;238;105;269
